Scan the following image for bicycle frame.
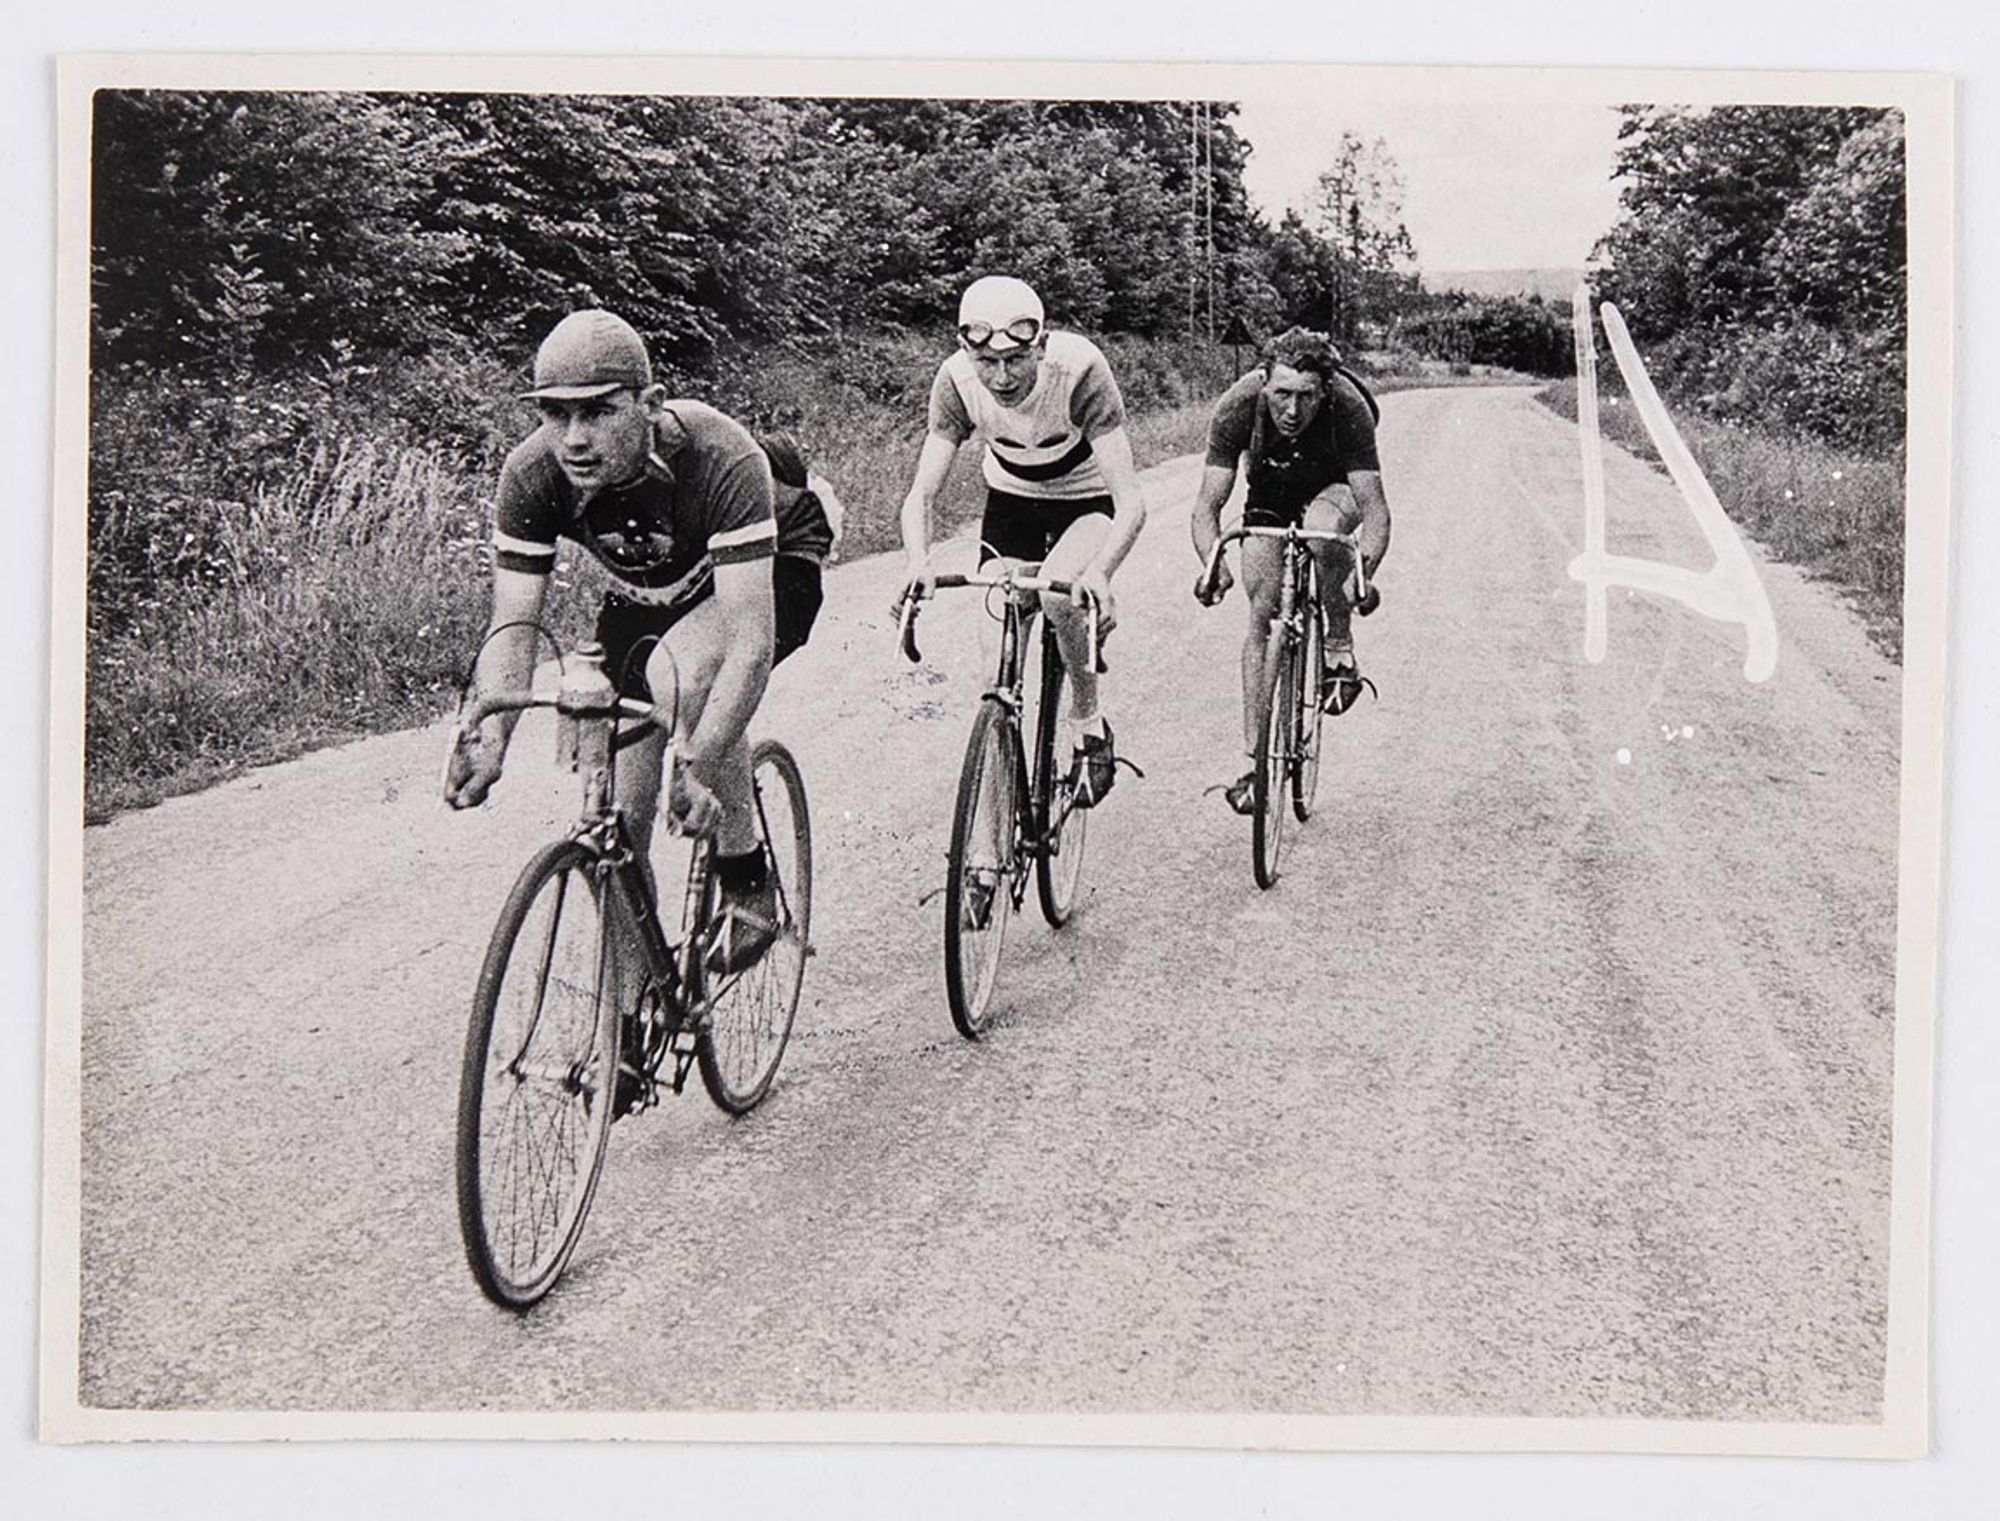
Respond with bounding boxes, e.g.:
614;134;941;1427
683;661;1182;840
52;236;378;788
454;661;715;1094
1199;523;1374;886
897;569;1101;859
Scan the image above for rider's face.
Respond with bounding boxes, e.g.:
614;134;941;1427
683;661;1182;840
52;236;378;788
966;337;1046;406
1261;363;1326;439
537;388;654;492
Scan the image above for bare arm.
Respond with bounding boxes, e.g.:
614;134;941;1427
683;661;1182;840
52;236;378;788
445;567;549;807
1079;426;1149;581
470;568;550;735
1347;469;1392;575
898;431;963;574
1190;461;1237;563
682;556;775;783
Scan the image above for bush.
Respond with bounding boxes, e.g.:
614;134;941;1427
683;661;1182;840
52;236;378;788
1658;321;1906;453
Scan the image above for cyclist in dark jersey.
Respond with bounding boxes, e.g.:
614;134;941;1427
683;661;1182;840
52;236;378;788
1191;326;1392;815
444;309;831;967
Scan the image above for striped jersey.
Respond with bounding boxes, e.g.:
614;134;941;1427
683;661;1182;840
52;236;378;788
492;401;777;611
927;330;1127;502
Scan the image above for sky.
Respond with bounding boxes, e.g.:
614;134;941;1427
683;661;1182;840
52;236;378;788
1231;94;1628;275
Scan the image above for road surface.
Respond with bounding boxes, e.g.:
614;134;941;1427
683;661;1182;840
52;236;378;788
73;386;1901;1423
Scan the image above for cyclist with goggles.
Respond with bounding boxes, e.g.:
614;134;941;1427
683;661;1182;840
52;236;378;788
897;274;1148;805
1191;326;1392;815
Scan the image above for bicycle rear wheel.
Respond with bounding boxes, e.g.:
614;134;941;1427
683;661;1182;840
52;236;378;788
945;698;1022;1039
697;739;813;1114
1293;598;1327;822
1253;624;1293;890
1033;624;1089;927
456;838;622;1310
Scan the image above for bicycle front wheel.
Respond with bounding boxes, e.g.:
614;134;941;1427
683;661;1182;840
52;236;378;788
697;739;813;1114
1033;625;1089;927
1253;624;1293;890
1293;600;1327;822
945;698;1021;1039
456;838;622;1310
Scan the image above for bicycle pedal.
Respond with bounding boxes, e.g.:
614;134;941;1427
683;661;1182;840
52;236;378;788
669;1028;699;1056
612;1063;657;1120
668;1041;699;1095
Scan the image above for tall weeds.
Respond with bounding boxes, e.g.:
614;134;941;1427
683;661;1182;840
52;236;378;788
86;437;498;818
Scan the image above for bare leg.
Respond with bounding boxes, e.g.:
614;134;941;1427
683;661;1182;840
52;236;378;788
1304;491;1357;651
631;598;759;860
1239;536;1285;757
1037;512;1115;722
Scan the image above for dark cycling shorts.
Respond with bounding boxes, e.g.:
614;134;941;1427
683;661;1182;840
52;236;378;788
978;488;1113;565
595;556;823;700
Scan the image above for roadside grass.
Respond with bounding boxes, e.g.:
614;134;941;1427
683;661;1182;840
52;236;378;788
83;337;1552;820
1535;378;1904;659
85;441;496;819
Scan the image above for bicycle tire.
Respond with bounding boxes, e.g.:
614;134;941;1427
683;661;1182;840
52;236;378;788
1253;624;1292;890
1033;625;1089;927
1293;596;1327;822
945;698;1021;1039
456;837;622;1310
697;739;813;1114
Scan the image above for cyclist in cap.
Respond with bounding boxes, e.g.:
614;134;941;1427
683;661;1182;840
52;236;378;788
445;309;833;971
896;274;1148;806
1191;325;1392;815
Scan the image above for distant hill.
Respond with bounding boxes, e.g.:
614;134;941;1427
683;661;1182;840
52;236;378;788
1423;268;1585;303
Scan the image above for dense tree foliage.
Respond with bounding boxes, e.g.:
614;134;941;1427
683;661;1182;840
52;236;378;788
91;90;1481;383
92;92;1289;375
1396;292;1573;376
1592;105;1906;448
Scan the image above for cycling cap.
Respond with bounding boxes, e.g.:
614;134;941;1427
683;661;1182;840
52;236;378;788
522;310;654;400
957;275;1046;354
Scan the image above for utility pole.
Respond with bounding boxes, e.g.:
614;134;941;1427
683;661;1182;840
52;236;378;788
1202;102;1215;342
1187;102;1199;343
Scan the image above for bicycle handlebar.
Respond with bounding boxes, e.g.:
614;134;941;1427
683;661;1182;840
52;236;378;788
458;686;667;733
1195;525;1379;615
895;572;1101;670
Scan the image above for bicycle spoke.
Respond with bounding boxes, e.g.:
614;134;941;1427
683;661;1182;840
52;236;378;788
696;741;812;1113
458;843;621;1308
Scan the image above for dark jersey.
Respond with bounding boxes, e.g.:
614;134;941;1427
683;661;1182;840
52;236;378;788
756;430;839;564
492;401;777;612
1204;369;1382;518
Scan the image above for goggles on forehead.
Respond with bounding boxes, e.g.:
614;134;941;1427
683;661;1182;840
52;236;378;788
958;317;1044;352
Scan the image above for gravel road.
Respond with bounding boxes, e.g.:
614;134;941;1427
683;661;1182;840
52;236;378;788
74;386;1900;1422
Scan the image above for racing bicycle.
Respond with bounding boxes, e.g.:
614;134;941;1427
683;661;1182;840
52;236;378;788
1198;524;1376;888
896;571;1102;1039
448;642;811;1309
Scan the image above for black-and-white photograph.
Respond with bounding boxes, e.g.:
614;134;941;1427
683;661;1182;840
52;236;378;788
41;53;1951;1456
